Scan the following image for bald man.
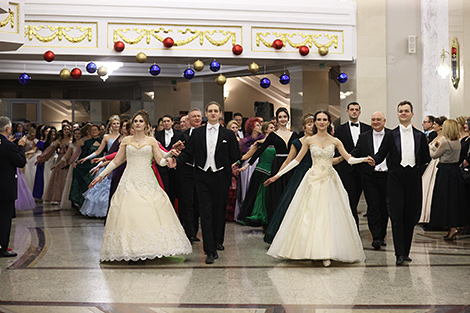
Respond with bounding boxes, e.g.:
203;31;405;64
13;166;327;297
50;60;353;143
351;111;390;250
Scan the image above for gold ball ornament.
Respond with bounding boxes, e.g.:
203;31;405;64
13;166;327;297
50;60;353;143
136;52;147;63
248;62;259;74
193;59;204;71
59;68;71;80
318;46;329;56
97;66;108;77
215;74;227;86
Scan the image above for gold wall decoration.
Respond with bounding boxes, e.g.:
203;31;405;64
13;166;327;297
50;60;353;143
113;27;237;47
451;37;460;89
256;32;338;51
24;25;93;43
0;8;14;29
0;3;19;34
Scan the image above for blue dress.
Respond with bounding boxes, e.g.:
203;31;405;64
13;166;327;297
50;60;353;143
264;138;312;244
32;141;45;199
79;138;115;217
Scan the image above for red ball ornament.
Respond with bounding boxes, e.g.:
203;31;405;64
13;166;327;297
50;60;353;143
232;44;243;55
163;37;174;48
272;39;284;50
43;50;55;62
114;41;125;52
71;68;82;79
299;45;310;56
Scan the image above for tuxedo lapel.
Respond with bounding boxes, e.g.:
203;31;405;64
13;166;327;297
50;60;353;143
344;123;354;147
215;127;224;152
393;127;402;157
412;127;421;160
201;125;208;154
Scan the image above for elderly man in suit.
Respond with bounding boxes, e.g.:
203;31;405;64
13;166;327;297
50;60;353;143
352;111;390;250
334;102;371;227
172;101;240;264
0;116;27;257
370;101;430;265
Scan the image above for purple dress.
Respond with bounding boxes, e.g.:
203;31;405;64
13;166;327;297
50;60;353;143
15;168;36;210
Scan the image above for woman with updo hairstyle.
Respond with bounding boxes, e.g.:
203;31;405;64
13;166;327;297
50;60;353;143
237;121;277;225
420;116;447;225
429;119;468;240
69;124;103;207
456;116;468;140
77;115;121;217
235;117;264;221
89;109;191;263
239;107;298;225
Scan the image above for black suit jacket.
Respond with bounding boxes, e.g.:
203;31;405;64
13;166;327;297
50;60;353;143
373;126;431;172
334;121;371;173
155;129;181;151
0;134;26;201
427;130;437;143
177;125;240;177
351;128;391;175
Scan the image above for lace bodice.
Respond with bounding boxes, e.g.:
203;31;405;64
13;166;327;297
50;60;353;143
308;144;336;175
118;144;160;194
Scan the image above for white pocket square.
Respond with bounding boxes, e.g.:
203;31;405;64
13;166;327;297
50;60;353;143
222;140;227;143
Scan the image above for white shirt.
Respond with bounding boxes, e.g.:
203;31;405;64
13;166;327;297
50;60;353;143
189;127;195;136
203;123;220;172
237;129;244;139
164;129;173;147
400;124;416;167
349;121;360;146
373;130;388;172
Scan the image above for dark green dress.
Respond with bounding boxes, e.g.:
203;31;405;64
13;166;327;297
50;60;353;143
69;137;102;206
264;139;312;243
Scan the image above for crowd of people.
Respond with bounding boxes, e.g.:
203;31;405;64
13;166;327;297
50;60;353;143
1;99;469;267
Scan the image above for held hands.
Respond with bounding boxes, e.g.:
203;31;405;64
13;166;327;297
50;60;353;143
236;164;249;173
173;140;185;151
264;175;279;187
170;149;180;157
366;155;376;166
167;157;177;168
88;176;104;189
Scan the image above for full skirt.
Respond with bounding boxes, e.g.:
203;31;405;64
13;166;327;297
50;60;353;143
419;158;438;223
15;169;36;211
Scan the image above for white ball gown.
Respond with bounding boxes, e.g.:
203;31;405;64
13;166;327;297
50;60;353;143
267;144;365;263
100;140;192;262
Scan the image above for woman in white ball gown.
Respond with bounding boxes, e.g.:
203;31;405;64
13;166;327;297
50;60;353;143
264;110;367;267
89;110;192;262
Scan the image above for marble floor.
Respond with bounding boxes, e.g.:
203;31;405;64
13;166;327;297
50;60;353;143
1;203;470;313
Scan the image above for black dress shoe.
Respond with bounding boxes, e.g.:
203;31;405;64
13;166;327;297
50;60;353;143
1;250;18;257
380;240;387;246
372;240;381;250
404;256;412;262
216;244;225;251
396;255;404;266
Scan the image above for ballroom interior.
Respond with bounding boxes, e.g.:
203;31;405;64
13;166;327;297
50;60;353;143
1;0;470;312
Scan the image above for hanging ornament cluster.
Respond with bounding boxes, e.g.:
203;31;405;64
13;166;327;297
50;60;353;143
149;64;161;76
318;46;329;56
193;60;204;71
136;52;147;63
184;68;195;79
337;72;348;83
19;73;31;85
163;37;174;48
279;73;290;85
248;62;259;74
260;77;271;89
210;60;220;72
272;39;284;50
71;68;82;79
97;66;108;77
114;41;125;52
299;45;309;56
232;44;243;55
215;74;226;86
43;50;55;62
60;68;70;80
86;62;97;73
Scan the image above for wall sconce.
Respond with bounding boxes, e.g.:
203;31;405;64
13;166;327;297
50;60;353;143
436;37;460;89
437;49;451;79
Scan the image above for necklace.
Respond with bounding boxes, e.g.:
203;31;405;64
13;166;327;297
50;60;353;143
134;136;144;143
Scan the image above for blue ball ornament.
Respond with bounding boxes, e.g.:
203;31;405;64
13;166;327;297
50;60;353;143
337;72;348;83
260;77;271;89
19;73;31;85
209;60;220;72
149;64;161;76
279;73;290;85
86;62;97;74
184;68;195;79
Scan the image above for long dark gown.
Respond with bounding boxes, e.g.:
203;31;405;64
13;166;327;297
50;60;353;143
107;136;125;209
248;132;298;224
32;141;45;199
69;137;102;206
264;138;312;243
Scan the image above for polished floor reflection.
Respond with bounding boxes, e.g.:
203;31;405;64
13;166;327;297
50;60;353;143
1;203;470;313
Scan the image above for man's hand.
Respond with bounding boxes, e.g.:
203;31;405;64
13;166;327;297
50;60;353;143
167;157;177;168
18;136;27;147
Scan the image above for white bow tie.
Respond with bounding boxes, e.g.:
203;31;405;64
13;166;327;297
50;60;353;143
208;126;217;131
400;125;412;133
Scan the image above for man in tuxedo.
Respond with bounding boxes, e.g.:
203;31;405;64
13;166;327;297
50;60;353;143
0;116;27;257
334;102;371;226
154;114;181;205
176;109;202;243
422;115;437;143
351;112;390;250
173;102;240;264
370;101;430;265
233;112;245;139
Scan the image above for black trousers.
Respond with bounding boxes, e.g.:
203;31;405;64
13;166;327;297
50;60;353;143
363;171;389;241
195;168;230;254
338;166;363;227
0;201;15;254
178;165;199;239
158;167;178;206
387;166;422;257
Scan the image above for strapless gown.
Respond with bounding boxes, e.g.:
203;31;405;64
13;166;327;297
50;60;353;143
267;144;365;263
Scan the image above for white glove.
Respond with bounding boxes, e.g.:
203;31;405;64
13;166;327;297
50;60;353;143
84;152;97;161
347;157;366;165
90;161;103;173
159;158;167;167
98;161;117;178
275;159;299;178
160;148;173;159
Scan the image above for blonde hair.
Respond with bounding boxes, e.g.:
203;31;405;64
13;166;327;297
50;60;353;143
226;120;239;130
456;116;468;129
301;113;315;128
106;115;121;133
442;119;460;141
261;121;274;135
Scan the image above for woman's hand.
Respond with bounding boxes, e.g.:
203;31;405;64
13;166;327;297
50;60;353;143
237;164;249;173
264;175;279;187
91;156;105;164
88;176;104;188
